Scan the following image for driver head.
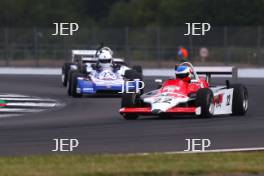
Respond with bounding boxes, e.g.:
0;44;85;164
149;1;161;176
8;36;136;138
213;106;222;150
98;50;113;67
175;65;192;82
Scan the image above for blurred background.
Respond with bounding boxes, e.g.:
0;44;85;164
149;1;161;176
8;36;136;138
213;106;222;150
0;0;264;67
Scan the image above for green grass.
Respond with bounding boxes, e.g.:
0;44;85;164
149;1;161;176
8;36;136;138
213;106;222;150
0;152;264;176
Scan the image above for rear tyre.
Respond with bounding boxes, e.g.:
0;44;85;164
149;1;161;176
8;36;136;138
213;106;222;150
124;70;144;94
61;63;72;87
132;65;142;74
230;84;248;116
121;93;140;120
196;88;214;118
132;66;143;82
124;70;141;80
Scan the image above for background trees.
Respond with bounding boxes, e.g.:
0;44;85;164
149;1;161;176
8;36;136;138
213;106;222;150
1;0;264;27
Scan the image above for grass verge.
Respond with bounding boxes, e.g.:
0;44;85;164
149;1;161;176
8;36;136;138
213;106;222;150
0;152;264;176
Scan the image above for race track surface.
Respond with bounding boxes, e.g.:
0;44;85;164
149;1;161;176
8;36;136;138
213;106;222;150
0;75;263;156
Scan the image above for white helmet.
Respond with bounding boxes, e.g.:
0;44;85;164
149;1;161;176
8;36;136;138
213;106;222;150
98;50;113;66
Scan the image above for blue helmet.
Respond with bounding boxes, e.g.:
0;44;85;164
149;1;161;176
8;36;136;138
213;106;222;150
175;65;191;81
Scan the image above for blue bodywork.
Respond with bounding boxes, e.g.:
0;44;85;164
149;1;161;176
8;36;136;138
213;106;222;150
76;78;139;95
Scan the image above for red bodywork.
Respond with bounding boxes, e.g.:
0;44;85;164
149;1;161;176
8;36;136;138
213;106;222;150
161;78;208;95
120;77;209;115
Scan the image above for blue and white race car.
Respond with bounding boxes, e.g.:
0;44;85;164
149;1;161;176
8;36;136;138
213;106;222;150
67;47;142;97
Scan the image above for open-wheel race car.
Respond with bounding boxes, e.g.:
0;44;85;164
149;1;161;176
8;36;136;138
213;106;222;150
120;62;248;120
61;49;97;87
61;46;131;87
67;46;143;97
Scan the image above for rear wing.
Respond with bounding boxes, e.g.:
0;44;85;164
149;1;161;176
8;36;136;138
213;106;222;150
113;58;124;63
195;67;238;83
72;50;97;56
71;50;97;62
113;58;128;66
82;57;98;63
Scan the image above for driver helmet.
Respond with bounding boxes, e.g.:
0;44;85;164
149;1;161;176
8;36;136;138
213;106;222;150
175;65;192;82
98;50;113;67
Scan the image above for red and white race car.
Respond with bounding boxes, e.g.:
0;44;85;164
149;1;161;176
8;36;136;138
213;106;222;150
120;62;248;120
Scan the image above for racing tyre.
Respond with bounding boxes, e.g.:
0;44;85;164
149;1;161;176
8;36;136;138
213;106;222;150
196;88;214;118
124;70;144;94
132;65;142;74
124;70;142;80
71;72;85;98
132;65;143;81
61;63;72;87
121;93;140;120
67;70;79;96
230;84;248;116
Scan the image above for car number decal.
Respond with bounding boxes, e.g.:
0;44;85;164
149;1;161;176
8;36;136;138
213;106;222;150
226;94;231;106
154;97;172;104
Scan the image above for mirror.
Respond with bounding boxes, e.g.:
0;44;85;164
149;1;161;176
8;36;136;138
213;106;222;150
155;79;163;89
155;79;162;83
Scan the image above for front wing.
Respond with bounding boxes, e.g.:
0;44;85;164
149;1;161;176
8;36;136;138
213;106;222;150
120;107;197;115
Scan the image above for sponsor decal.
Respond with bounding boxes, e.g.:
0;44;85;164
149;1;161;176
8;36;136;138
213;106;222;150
163;86;180;92
214;94;223;107
83;88;94;91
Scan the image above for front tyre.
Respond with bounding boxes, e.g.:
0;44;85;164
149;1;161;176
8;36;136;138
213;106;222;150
230;84;248;116
121;93;140;120
71;72;84;98
122;113;138;120
67;70;79;96
196;88;214;118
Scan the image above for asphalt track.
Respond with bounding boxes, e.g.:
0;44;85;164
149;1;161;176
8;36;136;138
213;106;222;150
0;75;263;156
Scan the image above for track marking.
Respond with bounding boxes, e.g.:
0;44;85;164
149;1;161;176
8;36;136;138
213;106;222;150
0;93;62;118
0;98;54;101
0;114;22;118
6;102;57;107
0;94;30;98
166;147;264;154
132;147;264;156
0;108;46;113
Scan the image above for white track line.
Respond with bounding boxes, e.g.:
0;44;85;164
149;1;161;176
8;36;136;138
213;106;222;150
0;94;60;118
0;98;55;101
0;114;22;118
167;147;264;154
0;108;46;113
0;94;30;98
6;102;57;107
134;147;264;156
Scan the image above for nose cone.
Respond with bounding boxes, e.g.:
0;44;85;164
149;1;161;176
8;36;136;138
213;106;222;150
151;98;179;114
